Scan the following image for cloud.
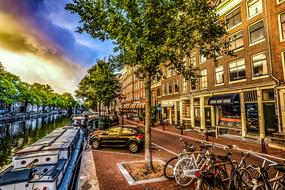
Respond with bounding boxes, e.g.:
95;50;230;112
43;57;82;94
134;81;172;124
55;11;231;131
0;11;85;94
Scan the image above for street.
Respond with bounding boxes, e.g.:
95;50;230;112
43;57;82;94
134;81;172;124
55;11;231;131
91;121;285;190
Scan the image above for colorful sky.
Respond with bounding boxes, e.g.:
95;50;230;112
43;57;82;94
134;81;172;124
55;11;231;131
0;0;114;94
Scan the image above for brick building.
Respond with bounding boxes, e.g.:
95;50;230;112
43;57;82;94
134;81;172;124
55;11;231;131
118;0;285;145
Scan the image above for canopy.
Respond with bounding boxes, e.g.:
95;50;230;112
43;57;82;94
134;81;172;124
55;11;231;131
208;93;240;105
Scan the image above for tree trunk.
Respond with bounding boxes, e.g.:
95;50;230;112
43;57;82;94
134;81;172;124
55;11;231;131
144;71;154;171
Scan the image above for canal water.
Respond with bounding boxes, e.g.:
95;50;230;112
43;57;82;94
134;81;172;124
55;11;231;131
0;114;70;170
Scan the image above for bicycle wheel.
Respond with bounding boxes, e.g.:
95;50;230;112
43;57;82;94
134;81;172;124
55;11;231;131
164;156;178;179
174;157;196;186
233;167;253;190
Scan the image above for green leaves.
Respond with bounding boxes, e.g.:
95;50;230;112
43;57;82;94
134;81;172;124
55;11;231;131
75;59;120;109
0;63;77;110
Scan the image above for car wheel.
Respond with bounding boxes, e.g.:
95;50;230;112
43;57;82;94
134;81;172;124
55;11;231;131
91;139;100;149
128;142;139;153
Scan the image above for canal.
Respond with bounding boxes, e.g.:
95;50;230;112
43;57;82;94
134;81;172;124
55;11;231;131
0;114;70;170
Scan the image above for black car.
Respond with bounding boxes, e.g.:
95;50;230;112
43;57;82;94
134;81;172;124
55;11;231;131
89;125;144;153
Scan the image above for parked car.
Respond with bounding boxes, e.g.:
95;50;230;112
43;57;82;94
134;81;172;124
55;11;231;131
89;125;144;153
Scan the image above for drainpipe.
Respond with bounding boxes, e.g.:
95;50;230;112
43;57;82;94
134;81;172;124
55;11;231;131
264;0;282;133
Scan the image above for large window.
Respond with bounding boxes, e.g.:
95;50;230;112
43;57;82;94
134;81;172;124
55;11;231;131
200;54;206;64
225;7;241;30
200;69;208;89
189;54;197;66
174;79;179;93
167;66;173;77
247;0;262;18
168;81;172;94
229;59;246;81
249;20;265;44
252;52;268;77
282;52;285;80
228;31;244;50
279;12;285;40
215;66;224;84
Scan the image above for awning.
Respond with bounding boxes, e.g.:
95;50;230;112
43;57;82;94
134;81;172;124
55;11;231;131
208;93;240;105
123;103;131;109
130;103;137;108
138;102;145;109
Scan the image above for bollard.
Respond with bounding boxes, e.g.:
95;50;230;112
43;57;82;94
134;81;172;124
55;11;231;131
180;123;184;135
205;131;209;141
261;138;267;153
162;123;165;131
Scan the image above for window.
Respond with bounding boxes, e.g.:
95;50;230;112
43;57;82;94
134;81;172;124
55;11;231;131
215;66;224;84
190;78;197;91
262;89;274;101
249;20;265;44
247;0;262;18
189;54;197;66
279;12;285;40
122;127;136;135
252;52;268;77
200;54;206;64
174;79;179;93
200;69;208;89
168;81;172;94
225;7;241;30
229;59;246;81
281;52;285;80
182;78;187;93
228;31;244;50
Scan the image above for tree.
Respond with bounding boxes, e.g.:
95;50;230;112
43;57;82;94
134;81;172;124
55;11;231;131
0;64;19;111
16;82;37;112
67;0;232;171
76;59;120;114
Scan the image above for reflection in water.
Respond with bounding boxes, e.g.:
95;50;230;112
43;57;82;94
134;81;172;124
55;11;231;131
0;114;70;170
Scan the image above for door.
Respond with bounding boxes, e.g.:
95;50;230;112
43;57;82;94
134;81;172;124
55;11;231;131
205;107;212;128
194;107;200;127
263;103;278;135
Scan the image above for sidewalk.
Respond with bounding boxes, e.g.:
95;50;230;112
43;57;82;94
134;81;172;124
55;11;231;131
123;119;285;160
78;143;100;190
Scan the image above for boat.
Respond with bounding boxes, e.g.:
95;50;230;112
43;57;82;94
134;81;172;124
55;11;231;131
0;126;84;190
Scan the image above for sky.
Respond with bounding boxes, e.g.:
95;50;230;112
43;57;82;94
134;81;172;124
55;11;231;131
0;0;114;94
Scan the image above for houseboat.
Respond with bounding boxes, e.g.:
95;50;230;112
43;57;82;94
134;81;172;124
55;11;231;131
0;126;83;190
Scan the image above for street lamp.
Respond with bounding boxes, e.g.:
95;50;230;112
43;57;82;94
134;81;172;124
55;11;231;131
119;95;126;125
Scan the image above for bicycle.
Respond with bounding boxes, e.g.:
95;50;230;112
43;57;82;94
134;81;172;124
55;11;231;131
245;152;285;190
195;145;253;190
163;138;196;179
173;142;215;186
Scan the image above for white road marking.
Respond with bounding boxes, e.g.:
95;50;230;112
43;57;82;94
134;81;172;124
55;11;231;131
151;142;178;155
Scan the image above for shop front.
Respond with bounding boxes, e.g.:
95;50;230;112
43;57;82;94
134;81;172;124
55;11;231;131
209;93;242;135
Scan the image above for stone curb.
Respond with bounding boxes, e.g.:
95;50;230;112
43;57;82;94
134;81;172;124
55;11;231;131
78;142;100;190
